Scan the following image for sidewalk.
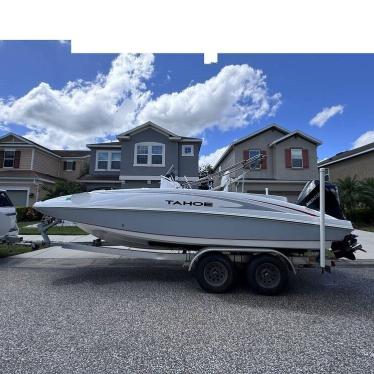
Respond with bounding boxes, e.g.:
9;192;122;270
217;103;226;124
353;229;374;260
10;234;185;267
17;234;119;259
21;234;96;244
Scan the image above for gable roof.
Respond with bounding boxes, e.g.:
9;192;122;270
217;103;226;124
213;124;289;169
86;141;121;149
0;132;89;158
52;150;91;157
0;132;61;158
318;141;374;167
269;131;322;147
117;121;202;142
0;133;29;144
117;121;179;139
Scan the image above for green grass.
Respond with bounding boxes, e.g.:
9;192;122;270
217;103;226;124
0;244;32;258
18;221;87;235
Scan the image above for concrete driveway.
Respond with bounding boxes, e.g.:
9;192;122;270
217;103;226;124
1;232;373;373
0;263;373;373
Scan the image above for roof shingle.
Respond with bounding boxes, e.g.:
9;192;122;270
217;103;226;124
318;141;374;166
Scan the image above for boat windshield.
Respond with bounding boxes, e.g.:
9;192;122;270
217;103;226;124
160;176;182;189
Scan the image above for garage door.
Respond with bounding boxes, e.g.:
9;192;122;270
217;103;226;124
6;190;28;207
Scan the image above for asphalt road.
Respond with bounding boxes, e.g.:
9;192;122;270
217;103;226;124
0;264;373;373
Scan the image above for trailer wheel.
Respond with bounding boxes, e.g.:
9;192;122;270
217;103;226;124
195;253;235;293
247;255;288;295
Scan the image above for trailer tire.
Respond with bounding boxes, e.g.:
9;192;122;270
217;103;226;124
247;255;288;295
195;253;235;293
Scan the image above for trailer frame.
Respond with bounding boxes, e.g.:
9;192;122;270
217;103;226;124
56;240;335;295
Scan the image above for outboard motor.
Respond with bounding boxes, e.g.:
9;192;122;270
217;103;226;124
296;180;362;260
296;180;345;219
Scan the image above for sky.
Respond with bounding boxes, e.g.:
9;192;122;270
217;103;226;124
0;41;373;166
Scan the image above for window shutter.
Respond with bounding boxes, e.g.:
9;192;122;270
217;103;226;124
285;148;291;168
72;161;76;171
302;149;309;168
243;150;249;168
14;151;21;168
0;151;4;168
261;150;267;169
63;161;67;170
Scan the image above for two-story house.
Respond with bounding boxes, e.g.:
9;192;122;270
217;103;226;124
212;124;321;202
0;122;201;206
318;141;374;182
0;133;90;206
79;121;202;190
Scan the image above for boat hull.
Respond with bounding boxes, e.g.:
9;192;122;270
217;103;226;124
35;205;352;251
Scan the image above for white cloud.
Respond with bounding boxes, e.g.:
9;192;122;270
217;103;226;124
0;55;281;149
139;64;281;136
352;130;374;148
58;40;70;45
0;54;155;148
310;105;344;127
199;146;228;167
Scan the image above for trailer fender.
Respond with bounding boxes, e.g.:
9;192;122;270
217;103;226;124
188;247;296;274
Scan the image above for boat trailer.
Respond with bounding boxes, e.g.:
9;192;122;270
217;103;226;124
34;169;360;295
49;239;337;295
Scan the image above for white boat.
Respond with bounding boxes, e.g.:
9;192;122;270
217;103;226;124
33;178;358;259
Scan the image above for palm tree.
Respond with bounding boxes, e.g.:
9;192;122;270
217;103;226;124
359;178;374;209
336;176;362;214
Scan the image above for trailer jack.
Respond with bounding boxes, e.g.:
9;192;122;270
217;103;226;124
37;216;62;246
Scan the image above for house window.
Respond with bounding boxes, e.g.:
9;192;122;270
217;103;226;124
136;145;148;165
151;145;163;165
97;152;109;170
134;143;165;166
96;151;121;171
291;148;303;168
4;150;15;168
110;152;121;170
63;160;76;171
182;145;194;156
249;149;261;169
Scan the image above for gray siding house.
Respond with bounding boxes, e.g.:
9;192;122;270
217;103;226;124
79;121;202;190
212;124;321;202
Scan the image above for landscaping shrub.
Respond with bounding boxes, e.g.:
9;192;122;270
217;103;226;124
43;180;85;200
346;207;374;227
16;207;43;222
337;176;374;226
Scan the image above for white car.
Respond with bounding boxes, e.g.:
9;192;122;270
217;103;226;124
0;190;20;242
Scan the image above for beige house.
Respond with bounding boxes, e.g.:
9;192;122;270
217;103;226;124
318;141;374;182
212;124;321;202
0;133;90;206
